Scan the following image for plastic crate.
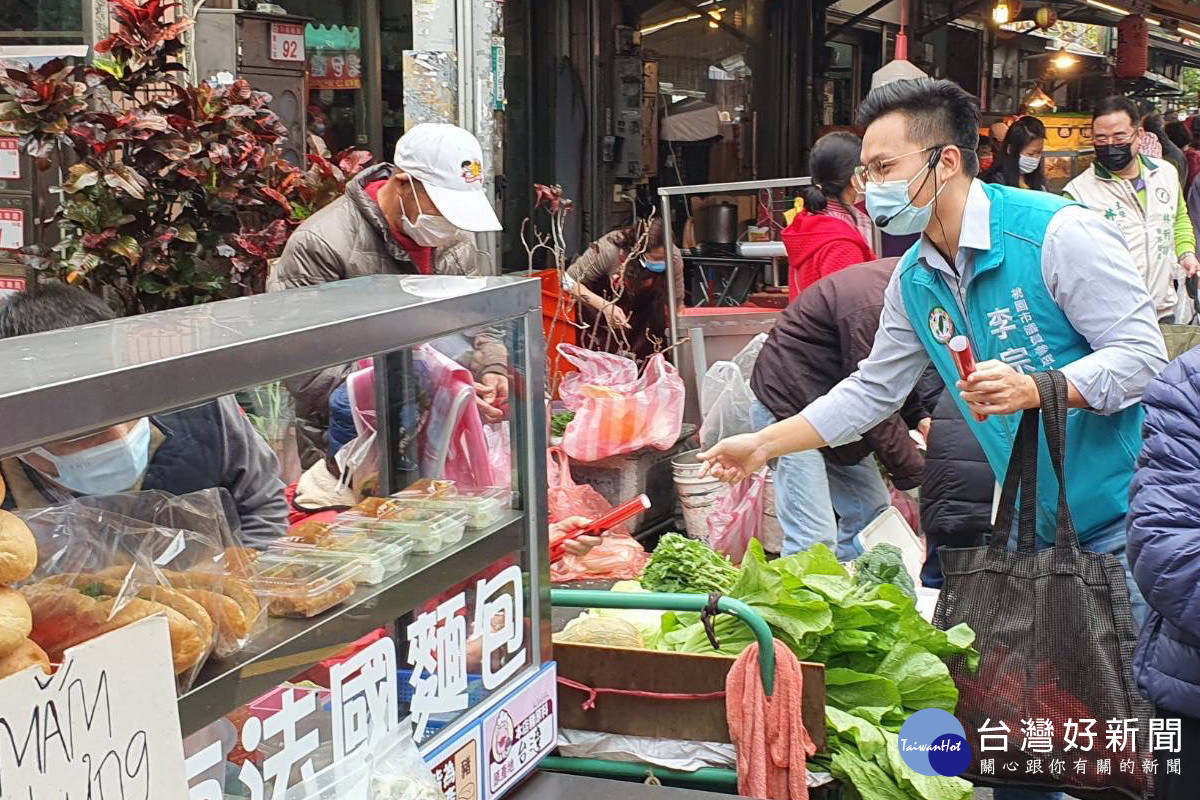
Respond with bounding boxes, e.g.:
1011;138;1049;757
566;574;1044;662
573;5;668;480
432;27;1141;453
397;669;486;706
567;427;696;534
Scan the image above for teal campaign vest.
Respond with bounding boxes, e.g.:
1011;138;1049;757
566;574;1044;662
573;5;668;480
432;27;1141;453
899;182;1144;544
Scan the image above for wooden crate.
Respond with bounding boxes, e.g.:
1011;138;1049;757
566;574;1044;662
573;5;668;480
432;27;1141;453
556;641;825;750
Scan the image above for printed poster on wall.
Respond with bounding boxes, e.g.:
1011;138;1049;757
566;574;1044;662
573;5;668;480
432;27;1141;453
0;616;188;798
482;664;557;798
0;276;27;305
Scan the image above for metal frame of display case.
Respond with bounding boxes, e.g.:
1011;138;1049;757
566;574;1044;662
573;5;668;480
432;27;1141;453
0;275;551;752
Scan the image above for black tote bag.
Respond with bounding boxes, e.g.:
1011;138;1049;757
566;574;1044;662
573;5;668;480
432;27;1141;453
932;371;1152;800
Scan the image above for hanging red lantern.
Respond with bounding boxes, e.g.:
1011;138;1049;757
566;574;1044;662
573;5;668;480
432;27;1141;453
1115;15;1149;79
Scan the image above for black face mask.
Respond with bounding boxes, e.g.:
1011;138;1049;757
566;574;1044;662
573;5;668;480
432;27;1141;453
1095;143;1135;173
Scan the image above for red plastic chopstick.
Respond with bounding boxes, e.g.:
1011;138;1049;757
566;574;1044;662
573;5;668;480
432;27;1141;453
549;494;651;560
949;335;986;422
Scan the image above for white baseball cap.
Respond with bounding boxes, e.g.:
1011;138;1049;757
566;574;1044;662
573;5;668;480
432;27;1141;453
393;123;502;232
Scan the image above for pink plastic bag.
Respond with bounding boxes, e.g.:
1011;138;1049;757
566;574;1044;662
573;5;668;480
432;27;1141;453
708;471;766;564
558;345;685;462
546;446;627;533
551;533;649;583
484;422;512;489
557;344;639;410
546;446;648;582
413;344;495;489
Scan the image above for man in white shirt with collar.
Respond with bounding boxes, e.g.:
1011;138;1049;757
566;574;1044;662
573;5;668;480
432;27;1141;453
700;78;1164;607
701;77;1167;800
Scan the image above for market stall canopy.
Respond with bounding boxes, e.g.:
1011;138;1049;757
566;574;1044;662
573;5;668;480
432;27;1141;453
661;98;722;141
1065;0;1200;37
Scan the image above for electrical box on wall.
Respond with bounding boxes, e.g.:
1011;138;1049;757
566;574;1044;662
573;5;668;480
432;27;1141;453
194;10;310;165
613;56;645;180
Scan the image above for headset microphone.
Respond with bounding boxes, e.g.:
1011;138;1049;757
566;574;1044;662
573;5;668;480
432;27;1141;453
871;146;945;230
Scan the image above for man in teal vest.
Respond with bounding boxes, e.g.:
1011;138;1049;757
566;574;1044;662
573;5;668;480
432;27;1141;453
700;79;1165;614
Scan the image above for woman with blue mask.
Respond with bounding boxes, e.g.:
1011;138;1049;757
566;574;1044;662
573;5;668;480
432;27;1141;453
563;217;683;362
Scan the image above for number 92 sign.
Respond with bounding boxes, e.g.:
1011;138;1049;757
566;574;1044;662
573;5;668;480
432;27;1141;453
270;23;306;63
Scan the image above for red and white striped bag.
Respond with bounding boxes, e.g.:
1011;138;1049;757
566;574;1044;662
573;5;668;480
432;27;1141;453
559;345;685;462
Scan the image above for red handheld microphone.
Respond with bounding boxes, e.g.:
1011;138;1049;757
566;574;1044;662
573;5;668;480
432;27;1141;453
949;335;986;421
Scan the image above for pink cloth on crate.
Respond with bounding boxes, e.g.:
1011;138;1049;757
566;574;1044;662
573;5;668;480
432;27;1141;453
726;641;816;800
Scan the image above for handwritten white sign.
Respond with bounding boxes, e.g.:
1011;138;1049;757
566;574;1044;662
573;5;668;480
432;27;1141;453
0;615;188;799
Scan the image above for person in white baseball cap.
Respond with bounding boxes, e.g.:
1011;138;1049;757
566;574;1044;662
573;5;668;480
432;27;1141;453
392;122;502;236
269;122;508;469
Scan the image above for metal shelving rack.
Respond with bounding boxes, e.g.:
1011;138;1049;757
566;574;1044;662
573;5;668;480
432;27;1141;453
0;274;552;752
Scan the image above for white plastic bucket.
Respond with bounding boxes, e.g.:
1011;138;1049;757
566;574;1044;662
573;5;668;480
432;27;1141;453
760;468;784;553
672;449;724;540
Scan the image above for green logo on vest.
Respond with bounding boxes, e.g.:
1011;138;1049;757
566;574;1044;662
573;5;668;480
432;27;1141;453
929;307;954;344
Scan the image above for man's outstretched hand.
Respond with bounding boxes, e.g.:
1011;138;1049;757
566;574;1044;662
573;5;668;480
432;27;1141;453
697;432;770;484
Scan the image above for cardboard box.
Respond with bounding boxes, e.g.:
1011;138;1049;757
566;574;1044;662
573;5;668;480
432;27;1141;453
556;641;825;749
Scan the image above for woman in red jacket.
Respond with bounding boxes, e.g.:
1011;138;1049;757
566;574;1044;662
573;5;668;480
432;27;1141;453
781;132;875;299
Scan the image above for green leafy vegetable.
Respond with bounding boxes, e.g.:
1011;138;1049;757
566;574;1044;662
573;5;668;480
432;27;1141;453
853;543;916;598
647;539;978;800
640;533;739;595
550;411;575;437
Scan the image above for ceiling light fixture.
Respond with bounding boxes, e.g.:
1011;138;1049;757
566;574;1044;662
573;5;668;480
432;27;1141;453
993;0;1013;25
1052;50;1079;69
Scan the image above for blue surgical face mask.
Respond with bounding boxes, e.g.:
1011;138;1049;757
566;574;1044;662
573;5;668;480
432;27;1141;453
864;161;944;236
642;257;667;273
23;418;152;495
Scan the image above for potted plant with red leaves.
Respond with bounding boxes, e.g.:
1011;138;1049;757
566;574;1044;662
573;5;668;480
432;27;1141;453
231;134;373;281
0;0;369;313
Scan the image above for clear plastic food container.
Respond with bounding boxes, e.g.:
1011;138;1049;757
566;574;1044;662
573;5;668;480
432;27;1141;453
375;506;468;554
270;534;413;585
387;487;511;530
248;551;361;618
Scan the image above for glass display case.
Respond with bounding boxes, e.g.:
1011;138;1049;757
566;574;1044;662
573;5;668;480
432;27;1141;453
1043;149;1094;194
0;274;553;799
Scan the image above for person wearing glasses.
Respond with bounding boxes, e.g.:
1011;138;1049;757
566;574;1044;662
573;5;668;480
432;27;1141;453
1063;97;1200;324
698;80;1165;661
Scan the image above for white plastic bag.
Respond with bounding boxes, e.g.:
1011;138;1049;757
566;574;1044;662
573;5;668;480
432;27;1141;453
368;725;445;800
699;334;767;450
282;720;443;800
